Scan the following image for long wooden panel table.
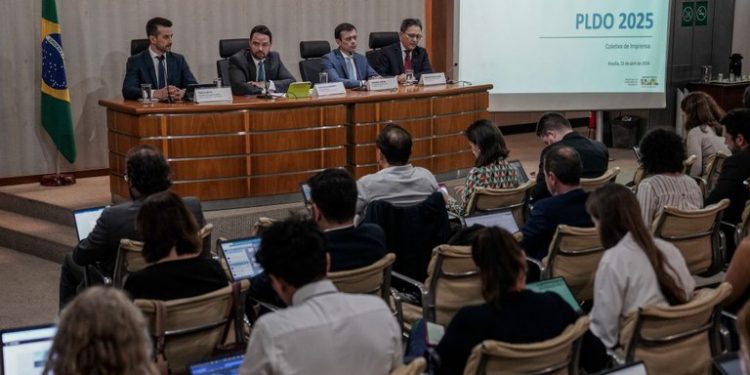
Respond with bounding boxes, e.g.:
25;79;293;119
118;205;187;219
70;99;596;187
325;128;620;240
99;84;491;203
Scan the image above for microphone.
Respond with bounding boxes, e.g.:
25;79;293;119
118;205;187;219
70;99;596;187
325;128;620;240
446;63;471;85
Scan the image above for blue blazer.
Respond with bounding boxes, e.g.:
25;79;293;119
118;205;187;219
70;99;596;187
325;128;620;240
320;49;378;88
121;49;197;100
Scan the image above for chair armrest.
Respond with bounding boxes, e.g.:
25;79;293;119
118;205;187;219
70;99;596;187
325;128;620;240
246;295;281;313
389;288;407;341
392;271;432;321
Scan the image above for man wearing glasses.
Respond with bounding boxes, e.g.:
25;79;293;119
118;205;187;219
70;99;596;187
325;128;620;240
374;18;433;83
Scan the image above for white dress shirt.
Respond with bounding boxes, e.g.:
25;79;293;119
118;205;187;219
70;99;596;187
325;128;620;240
239;279;402;375
590;232;695;348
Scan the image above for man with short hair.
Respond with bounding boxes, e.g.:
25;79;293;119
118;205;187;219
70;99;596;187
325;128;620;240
521;145;594;259
307;169;387;271
532;112;609;201
122;17;197;101
58;145;205;308
228;25;296;96
356;124;438;215
321;22;379;88
374;18;433;82
239;217;402;374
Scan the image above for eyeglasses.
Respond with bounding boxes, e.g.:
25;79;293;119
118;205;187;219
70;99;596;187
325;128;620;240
405;33;423;40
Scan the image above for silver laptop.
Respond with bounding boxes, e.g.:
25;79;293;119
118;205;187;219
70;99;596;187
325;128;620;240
463;210;519;233
1;324;56;375
72;206;107;241
218;237;264;281
527;277;582;315
189;353;244;375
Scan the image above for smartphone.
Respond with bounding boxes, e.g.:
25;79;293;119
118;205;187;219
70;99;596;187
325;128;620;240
300;183;312;204
426;321;445;346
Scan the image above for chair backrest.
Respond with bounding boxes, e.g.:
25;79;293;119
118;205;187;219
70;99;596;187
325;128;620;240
632;155;697;191
369;31;399;50
651;200;729;275
580;167;620;193
328;253;396;302
423;245;483;326
390;357;427;375
131;38;149;56
702;152;730;198
465;180;536;228
299;40;331;82
135;280;249;375
619;283;732;375
216;38;249;86
735;200;750;245
463;316;590;375
543;225;605;302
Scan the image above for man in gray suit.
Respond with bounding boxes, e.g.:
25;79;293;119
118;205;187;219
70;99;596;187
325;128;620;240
228;25;296;96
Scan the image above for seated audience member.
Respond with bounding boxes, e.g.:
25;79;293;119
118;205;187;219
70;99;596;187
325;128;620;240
321;22;379;88
521;145;593;259
228;25;296;96
373;18;432;82
239;217;402;374
724;237;750;312
356;124;438;215
681;91;730;177
123;191;227;301
308;168;387;271
43;287;159;375
532;113;608;201
447;119;520;216
122;17;197;101
587;184;695;349
59;144;205;308
636;128;703;227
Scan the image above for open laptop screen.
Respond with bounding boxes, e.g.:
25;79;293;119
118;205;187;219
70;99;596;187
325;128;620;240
219;237;264;281
463;210;519;234
507;159;529;184
73;206;106;241
527;277;582;315
189;353;244;375
713;352;742;375
1;324;56;375
595;361;647;374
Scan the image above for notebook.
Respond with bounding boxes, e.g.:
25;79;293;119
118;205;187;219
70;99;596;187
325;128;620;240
188;353;244;375
595;361;647;374
219;237;264;281
1;324;56;375
713;352;742;375
463;210;519;233
72;206;107;241
527;277;582;315
507;159;529;184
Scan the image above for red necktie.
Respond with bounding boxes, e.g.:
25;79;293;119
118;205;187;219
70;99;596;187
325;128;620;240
404;51;413;71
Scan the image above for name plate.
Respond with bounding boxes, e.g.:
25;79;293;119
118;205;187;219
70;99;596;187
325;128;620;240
194;87;233;103
313;82;346;97
419;72;447;86
366;77;398;91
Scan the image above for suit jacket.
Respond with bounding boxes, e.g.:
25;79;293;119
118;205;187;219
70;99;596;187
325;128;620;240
706;148;750;224
227;50;296;96
321;49;379;89
121;49;197;100
72;196;205;275
532;132;609;201
327;223;387;272
373;42;432;79
521;188;593;260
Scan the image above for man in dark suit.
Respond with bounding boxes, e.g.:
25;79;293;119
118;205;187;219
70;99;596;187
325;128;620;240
373;18;432;82
228;25;296;96
321;22;379;89
121;17;197;101
58;145;205;308
521;145;594;260
532;112;609;201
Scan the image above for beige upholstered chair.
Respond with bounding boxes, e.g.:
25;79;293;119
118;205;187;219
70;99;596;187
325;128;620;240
463;316;590;375
464;180;536;228
701;152;730;198
580;167;620;193
136;280;249;375
617;283;732;375
390;357;427;375
631;155;698;191
734;200;750;246
541;225;605;302
650;200;729;276
329;253;396;302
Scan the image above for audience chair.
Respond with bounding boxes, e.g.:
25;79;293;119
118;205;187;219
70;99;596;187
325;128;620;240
393;245;482;328
616;283;732;375
366;31;399;68
299;41;331;83
539;225;605;303
580;167;620;193
701;152;730;199
130;39;149;56
328;253;396;302
734;200;750;246
136;280;249;375
684;154;698;173
630;155;698;191
464;180;536;228
463;316;590;375
216;38;249;86
651;200;729;277
390;357;427;375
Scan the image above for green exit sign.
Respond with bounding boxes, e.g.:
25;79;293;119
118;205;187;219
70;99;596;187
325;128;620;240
682;1;708;27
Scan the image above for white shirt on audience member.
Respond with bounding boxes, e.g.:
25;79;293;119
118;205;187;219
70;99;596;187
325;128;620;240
356;164;438;215
239;279;402;375
590;232;695;349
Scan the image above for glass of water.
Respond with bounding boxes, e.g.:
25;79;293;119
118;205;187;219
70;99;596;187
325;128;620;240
319;72;329;84
140;84;152;102
701;65;712;82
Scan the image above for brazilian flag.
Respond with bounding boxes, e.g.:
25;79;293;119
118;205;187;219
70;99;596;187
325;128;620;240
41;0;76;163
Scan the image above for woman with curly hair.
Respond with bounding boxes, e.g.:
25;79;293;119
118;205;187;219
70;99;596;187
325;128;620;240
44;287;158;375
636;128;703;227
681;91;730;177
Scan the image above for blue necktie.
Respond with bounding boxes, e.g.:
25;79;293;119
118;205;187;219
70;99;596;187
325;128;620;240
346;57;357;80
157;55;166;89
257;61;266;82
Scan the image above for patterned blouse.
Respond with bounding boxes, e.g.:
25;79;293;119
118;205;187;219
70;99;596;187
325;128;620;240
448;159;521;216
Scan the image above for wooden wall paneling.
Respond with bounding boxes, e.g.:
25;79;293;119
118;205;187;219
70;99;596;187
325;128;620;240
349;165;378;180
167;135;245;158
249;147;347;175
249;126;347;153
249;105;345;131
172;179;248;201
167;112;246;135
433;111;483;135
352;103;379;123
170;157;247;180
433;151;474;173
379;98;432;120
108;112;162;137
433;133;469;154
433;92;487;115
249;172;317;197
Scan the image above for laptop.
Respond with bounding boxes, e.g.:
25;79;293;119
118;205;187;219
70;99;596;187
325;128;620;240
463;210;519;233
507;159;529;184
527;277;582;315
72;206;107;241
595;361;647;374
1;324;56;375
189;353;244;375
713;352;742;375
218;237;264;281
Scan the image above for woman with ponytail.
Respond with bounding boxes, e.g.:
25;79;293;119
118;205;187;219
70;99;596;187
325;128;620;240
587;184;695;348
